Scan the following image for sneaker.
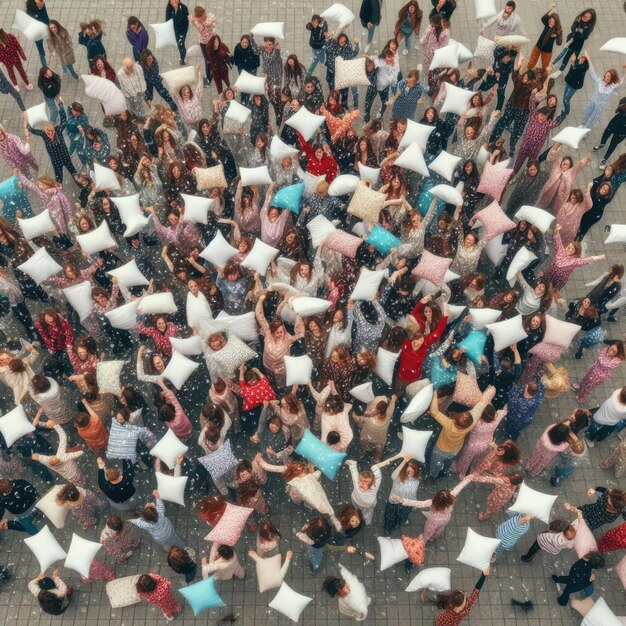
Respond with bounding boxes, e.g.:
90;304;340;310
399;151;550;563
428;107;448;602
364;43;371;54
607;315;618;322
599;159;606;169
593;144;605;152
550;70;562;80
402;49;409;56
587;439;595;448
549;477;559;487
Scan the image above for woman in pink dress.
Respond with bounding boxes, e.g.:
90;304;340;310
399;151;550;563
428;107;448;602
526;423;579;476
555;187;592;245
573;341;625;403
537;144;590;213
136;573;181;621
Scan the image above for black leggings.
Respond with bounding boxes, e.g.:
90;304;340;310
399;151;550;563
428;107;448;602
599;128;626;161
575;207;603;241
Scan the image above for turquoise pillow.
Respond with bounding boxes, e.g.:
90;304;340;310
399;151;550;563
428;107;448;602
179;576;225;616
295;429;346;480
458;329;487;364
272;183;305;214
430;358;457;389
366;224;401;255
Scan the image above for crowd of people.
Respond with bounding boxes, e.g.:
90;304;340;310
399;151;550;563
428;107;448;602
0;0;624;623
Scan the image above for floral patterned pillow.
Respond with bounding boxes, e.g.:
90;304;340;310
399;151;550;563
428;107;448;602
412;250;452;287
528;342;565;363
453;372;482;407
106;575;142;608
473;199;515;242
476;161;514;201
205;502;253;546
194;164;228;191
335;57;370;90
326;230;362;259
347;182;385;223
96;360;126;396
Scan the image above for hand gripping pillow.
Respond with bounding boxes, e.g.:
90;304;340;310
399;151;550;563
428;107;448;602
17;247;62;284
400;426;433;463
162;351;200;389
508;482;557;523
25;102;49;127
335;57;370;89
240;165;272;186
105;299;141;330
107;259;149;287
320;3;355;26
35;485;69;529
474;0;497;20
96;360;126;395
430;43;460;70
366;224;402;255
412;251;452;287
295;429;346;480
515;205;555;234
138;291;178;315
307;214;337;248
401;383;434;423
495;34;531;48
457;527;500;570
328;174;359;197
234;69;267;95
241;239;279;276
441;83;475;116
269;582;313;622
375;348;399;386
284;355;314;386
0;404;35;447
469;307;501;329
347;181;386;222
178;576;225;616
24;525;67;572
473;35;497;61
476;162;514;201
106;575;142;608
194;164;228;190
286;107;326;142
582;598;622;626
92;162;121;191
350;381;375;403
200;230;239;267
150;429;189;469
600;38;626;55
552;126;591;150
76;220;117;255
506;246;538;286
150;20;177;49
270;135;299;159
13;9;49;40
272;183;305;214
181;194;215;225
213;312;257;342
198;440;239;480
64;533;102;577
350;268;387;300
605;224;626;244
453;372;482;406
428;151;462;182
528;341;565;363
256;553;289;592
378;536;409;571
486;315;528;352
358;162;381;184
18;209;54;240
400;120;435;151
458;329;487;364
572;517;598;558
205;502;253;546
430;184;464;206
394;142;429;177
406;567;452;593
156;473;188;506
170;335;204;356
63;281;93;321
82;74;127;116
473;200;515;241
291;296;331;316
160;65;197;93
251;22;285;40
450;39;473;63
543;314;580;350
326;230;362;258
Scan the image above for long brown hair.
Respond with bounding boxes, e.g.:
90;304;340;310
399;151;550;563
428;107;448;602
399;459;421;482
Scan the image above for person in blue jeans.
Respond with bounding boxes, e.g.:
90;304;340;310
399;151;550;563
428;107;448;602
552;9;596;72
561;53;589;117
306;15;327;76
296;516;335;573
25;0;49;67
360;0;382;53
0;478;40;535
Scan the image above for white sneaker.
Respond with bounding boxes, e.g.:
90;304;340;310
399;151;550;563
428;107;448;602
402;49;409;56
364;43;371;54
550;70;562;80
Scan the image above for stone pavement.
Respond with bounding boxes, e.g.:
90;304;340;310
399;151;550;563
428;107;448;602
0;0;625;624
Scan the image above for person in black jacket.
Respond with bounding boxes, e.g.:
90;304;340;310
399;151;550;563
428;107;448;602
97;457;138;510
37;67;61;124
429;0;456;21
561;53;589;117
359;0;382;53
165;0;189;65
552;9;596;72
551;552;604;606
233;35;260;107
306;15;328;76
594;98;626;167
0;478;39;535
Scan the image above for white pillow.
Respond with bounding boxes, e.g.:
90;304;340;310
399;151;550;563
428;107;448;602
495;35;531;48
156;473;188;506
328;174;359;197
151;429;189;470
449;39;473;63
338;565;369;619
509;482;557;524
429;150;462;182
162;351;200;390
377;537;409;571
447;304;466;323
64;533;102;578
225;100;251;124
400;120;435;151
335;57;370;89
400;427;433;463
351;268;387;300
515;205;554;234
506;246;537;286
170;335;204;356
357;163;380;184
286;108;326;142
108;259;150;287
106;575;142;608
77;220;117;255
35;485;68;529
105;299;140;330
150;20;177;49
469;307;500;329
200;230;238;267
605;224;626;244
543;314;581;349
160;65;197;93
484;232;507;265
395;142;429;177
473;35;497;61
306;214;336;247
284;355;314;386
430;184;463;206
487;315;528;352
430;43;460;70
25;102;49;127
457;527;500;570
256;553;289;593
552;127;591;150
234;70;267;95
63;281;93;321
0;405;34;447
583;598;623;626
241;239;279;276
111;194;144;229
97;360;126;395
213;311;257;342
270;135;299;159
251;22;285;40
600;38;626;55
240;165;272;186
93;162;121;191
13;9;49;40
291;296;331;316
123;214;151;238
375;348;398;386
302;170;326;193
320;3;355;26
441;83;475;115
474;0;497;20
18;210;55;240
269;582;312;622
401;383;434;423
17;247;62;284
350;381;375;403
82;74;127;116
24;526;67;572
138;292;177;315
180;194;214;225
406;567;452;593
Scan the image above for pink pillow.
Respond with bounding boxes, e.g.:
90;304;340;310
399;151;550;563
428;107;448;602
453;372;482;406
573;518;598;558
411;251;452;287
473;200;515;242
543;315;581;350
476;161;514;201
326;230;362;259
204;502;253;546
528;342;565;363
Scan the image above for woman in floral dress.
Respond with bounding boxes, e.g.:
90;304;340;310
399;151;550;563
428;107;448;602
0;127;37;176
470;471;523;520
573;341;625;403
136;573;181;621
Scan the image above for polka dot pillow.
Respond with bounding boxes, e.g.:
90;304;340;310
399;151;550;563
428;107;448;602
476;161;514;201
473;35;497;61
453;372;482;407
347;182;385;223
204;502;253;546
194;164;228;191
326;230;362;259
198;439;239;479
335;57;370;89
211;335;256;377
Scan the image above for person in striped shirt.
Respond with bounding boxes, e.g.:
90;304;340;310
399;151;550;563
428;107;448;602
492;512;534;560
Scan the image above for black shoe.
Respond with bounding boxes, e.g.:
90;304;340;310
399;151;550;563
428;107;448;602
520;552;535;563
551;575;559;583
607;315;618;322
549;476;559;487
575;348;584;359
0;568;11;583
592;144;605;151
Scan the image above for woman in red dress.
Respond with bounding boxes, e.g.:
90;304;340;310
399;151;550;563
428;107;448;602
136;573;181;621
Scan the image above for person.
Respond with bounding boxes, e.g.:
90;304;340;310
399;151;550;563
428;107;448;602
166;0;190;66
78;19;106;62
420;14;450;77
129;491;187;549
100;514;141;563
481;1;524;39
37;67;61;124
189;7;216;82
551;552;605;606
570;486;626;530
573;341;625;403
383;454;421;534
394;1;423;54
359;0;382;54
0;478;39;535
580;52;625;129
206;35;232;94
521;504;581;561
323;566;371;621
586;386;626;445
552;9;596;72
136;573;182;621
97;458;137;510
47;20;78;79
306;15;327;76
527;6;562;70
593;98;626;167
201;543;245;580
435;567;490;626
25;0;49;67
503;380;545;441
140;49;178;111
28;570;72;615
561;52;590;117
126;16;149;62
0;30;31;92
31;420;85;485
493;513;534;560
167;546;197;584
